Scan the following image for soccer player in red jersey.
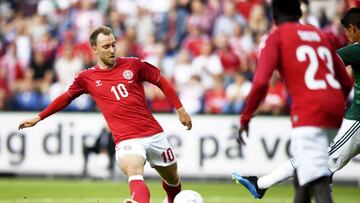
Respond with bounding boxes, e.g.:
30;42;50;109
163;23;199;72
18;26;192;203
233;0;353;202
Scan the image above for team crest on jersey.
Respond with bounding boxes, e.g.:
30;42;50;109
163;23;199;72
123;70;133;80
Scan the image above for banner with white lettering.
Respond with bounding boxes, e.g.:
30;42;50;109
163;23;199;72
0;113;359;181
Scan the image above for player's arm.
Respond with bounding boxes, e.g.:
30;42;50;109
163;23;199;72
18;92;75;129
333;52;353;98
156;76;192;130
137;59;192;130
18;73;86;130
238;32;279;144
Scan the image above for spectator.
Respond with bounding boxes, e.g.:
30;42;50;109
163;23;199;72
173;49;193;87
132;6;155;45
213;0;246;37
299;1;320;28
28;15;51;42
27;50;53;94
106;8;125;37
0;42;26;96
258;73;288;115
73;0;104;43
187;0;215;34
223;71;252;114
192;40;223;90
32;32;57;67
309;0;338;21
53;43;83;87
178;75;204;114
204;76;226;114
182;23;209;57
15;20;32;68
172;0;191;50
142;0;172;41
214;33;242;86
228;23;254;77
248;4;269;37
166;2;188;51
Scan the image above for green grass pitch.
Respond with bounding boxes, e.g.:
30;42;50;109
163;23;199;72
0;178;359;203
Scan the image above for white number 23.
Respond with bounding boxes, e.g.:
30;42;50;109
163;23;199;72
296;45;340;90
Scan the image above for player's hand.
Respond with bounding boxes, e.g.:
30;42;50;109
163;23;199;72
18;116;41;130
237;115;251;145
236;124;249;145
176;107;192;130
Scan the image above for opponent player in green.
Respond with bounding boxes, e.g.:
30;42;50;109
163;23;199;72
232;7;360;200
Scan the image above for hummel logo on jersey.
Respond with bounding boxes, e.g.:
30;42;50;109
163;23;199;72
95;80;102;87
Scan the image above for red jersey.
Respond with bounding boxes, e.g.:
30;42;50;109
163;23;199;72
241;22;352;128
67;57;165;144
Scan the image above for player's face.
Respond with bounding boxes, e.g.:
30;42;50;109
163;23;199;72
94;33;116;67
344;25;360;43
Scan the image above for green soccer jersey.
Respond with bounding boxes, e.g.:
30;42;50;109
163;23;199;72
337;42;360;120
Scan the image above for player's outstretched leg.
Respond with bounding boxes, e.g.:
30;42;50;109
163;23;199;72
231;172;267;199
155;163;181;203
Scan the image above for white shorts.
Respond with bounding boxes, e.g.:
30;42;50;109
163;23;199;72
115;133;177;168
291;127;336;186
328;119;360;173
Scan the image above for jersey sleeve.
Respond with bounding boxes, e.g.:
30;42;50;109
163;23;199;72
67;72;87;98
135;59;161;84
241;31;280;127
333;51;353;98
38;92;74;120
155;76;183;109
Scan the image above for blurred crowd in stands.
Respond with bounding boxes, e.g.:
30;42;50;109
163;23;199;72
0;0;358;114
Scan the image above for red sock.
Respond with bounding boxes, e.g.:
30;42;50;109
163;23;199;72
129;177;150;203
162;180;181;203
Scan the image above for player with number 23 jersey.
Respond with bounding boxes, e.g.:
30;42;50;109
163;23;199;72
241;23;352;129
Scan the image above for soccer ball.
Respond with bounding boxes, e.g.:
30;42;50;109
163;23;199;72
174;190;204;203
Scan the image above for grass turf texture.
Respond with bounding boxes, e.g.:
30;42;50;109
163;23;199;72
0;178;359;203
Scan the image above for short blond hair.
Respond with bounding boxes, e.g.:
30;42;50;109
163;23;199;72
89;26;113;47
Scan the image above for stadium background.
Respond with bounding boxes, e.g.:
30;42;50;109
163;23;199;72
0;0;359;202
